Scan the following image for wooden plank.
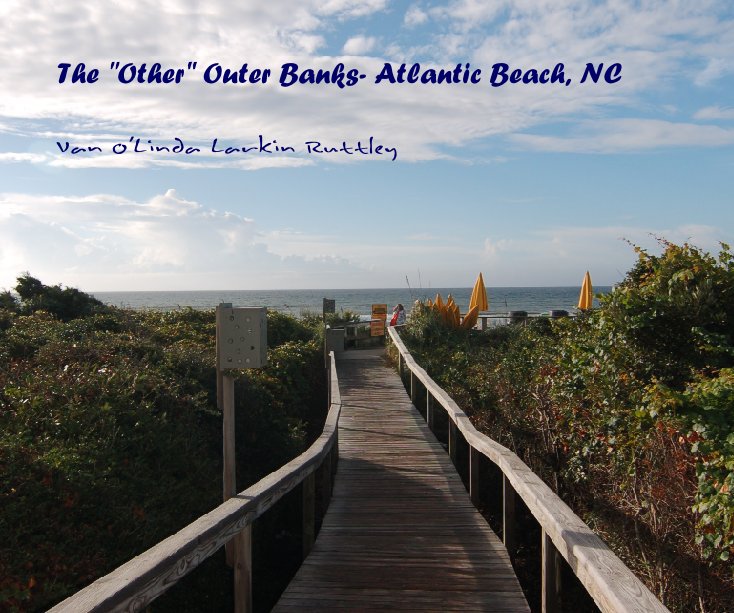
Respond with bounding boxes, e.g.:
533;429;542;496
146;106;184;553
276;589;530;612
542;528;561;613
387;327;670;613
470;446;481;507
449;419;458;466
233;525;252;613
273;351;529;612
222;375;236;501
302;473;315;558
426;390;435;432
215;305;237;567
503;474;516;560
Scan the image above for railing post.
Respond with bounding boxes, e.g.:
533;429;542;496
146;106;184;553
233;525;252;613
326;352;332;408
223;374;236;566
448;419;458;466
426;392;434;432
302;473;315;558
410;371;416;404
321;451;332;512
542;529;562;613
469;447;480;506
503;475;516;560
331;438;338;480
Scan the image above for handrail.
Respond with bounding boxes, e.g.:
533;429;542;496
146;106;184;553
51;352;342;613
388;326;669;613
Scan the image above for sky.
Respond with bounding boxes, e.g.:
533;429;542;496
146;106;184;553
0;0;732;291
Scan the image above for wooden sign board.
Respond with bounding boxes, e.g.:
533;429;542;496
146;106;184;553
371;304;387;320
370;319;385;337
323;298;336;315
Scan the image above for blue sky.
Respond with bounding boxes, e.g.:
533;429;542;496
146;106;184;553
0;1;732;291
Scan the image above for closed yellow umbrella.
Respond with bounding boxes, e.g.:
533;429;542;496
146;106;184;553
434;294;444;318
469;273;489;312
461;305;479;329
445;301;454;326
577;271;593;310
445;295;459;328
451;303;460;327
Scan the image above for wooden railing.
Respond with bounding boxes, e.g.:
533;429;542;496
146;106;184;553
50;352;341;613
388;326;669;613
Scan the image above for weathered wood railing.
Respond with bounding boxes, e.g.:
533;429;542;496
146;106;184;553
51;352;341;613
388;326;669;613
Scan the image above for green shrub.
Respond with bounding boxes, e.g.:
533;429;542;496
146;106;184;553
0;290;18;313
0;300;326;611
266;311;315;347
13;274;107;322
400;240;734;611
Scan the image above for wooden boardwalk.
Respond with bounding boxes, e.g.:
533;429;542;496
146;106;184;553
273;349;530;612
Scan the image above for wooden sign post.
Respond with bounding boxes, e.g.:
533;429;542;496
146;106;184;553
216;304;267;613
371;303;387;337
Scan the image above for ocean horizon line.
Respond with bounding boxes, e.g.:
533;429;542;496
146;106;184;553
90;284;609;293
90;286;611;315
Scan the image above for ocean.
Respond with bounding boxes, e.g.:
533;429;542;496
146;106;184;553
91;287;611;317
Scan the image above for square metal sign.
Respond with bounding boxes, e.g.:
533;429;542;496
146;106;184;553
217;306;267;369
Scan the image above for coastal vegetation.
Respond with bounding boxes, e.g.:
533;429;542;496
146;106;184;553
398;240;734;612
0;276;327;612
4;238;733;612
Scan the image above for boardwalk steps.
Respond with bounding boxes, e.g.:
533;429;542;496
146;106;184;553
273;350;530;612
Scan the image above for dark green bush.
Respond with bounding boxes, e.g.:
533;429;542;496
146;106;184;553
0;291;18;313
13;274;107;322
400;240;734;611
0;300;326;611
266;311;315;348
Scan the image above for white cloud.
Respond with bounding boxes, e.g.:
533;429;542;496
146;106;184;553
0;152;47;163
1;189;725;291
0;190;252;287
145;189;201;216
404;5;428;27
695;57;730;86
0;189;410;290
512;118;734;153
435;0;507;27
318;0;388;18
287;33;325;54
483;237;513;256
480;224;726;285
343;35;378;55
45;152;314;170
255;228;475;262
694;106;734;120
1;0;732;165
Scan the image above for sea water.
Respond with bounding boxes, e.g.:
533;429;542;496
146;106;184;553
92;287;611;317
